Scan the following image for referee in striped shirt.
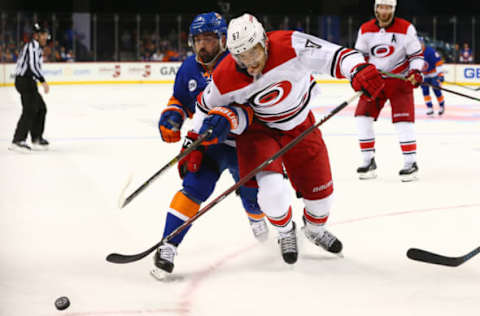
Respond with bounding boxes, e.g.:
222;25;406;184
9;22;50;152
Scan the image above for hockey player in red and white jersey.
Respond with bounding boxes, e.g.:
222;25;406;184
186;13;385;264
354;0;424;182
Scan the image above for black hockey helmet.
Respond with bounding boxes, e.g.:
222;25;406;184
32;22;49;34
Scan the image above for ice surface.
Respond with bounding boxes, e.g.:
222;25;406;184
1;83;479;316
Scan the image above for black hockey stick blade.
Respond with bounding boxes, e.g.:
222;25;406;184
407;246;480;267
106;242;162;264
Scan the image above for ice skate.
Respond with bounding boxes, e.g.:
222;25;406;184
356;157;377;180
151;243;177;280
399;162;418;182
438;106;445;116
31;138;49;151
302;218;343;255
426;108;434;116
277;222;298;264
8;141;31;153
249;218;269;242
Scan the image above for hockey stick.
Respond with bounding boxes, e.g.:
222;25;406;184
444;81;480;92
380;71;480;102
106;92;362;264
118;129;212;209
407;246;480;267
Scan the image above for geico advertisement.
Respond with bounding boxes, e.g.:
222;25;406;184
2;62;182;84
462;66;480;81
1;63;479;85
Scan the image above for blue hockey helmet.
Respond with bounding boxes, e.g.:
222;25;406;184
188;12;227;47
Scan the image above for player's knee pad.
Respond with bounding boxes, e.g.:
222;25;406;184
421;85;429;95
182;169;218;202
237;186;262;215
256;171;290;218
303;194;333;219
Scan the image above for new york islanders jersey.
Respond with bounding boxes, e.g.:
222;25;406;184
195;30;365;132
166;52;228;117
355;18;424;75
422;45;444;78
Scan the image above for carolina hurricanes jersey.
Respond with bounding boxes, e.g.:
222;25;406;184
194;30;365;132
355;18;424;75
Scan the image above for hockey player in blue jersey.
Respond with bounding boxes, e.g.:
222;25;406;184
419;37;446;116
153;12;268;277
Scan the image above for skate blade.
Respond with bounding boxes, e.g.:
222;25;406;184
31;144;49;151
255;231;269;243
358;170;377;180
150;268;183;282
8;146;31;154
400;172;418;182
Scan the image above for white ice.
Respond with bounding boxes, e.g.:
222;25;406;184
1;83;479;316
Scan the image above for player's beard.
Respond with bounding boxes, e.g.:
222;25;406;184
376;11;393;26
197;47;219;64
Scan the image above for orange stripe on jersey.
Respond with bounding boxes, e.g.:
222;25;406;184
436;60;444;67
166;96;193;118
170;191;200;218
167;95;182;107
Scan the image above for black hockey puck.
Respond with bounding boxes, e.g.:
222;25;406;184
54;296;70;310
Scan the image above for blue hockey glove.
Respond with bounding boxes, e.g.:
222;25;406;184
198;106;239;145
159;105;187;143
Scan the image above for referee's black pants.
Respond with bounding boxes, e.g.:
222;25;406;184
13;76;47;143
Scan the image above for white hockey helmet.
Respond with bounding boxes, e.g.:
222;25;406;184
375;0;396;13
226;13;267;55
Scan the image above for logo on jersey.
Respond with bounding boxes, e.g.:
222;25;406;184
305;39;322;49
421;60;430;72
188;79;198;92
248;81;292;108
370;44;395;58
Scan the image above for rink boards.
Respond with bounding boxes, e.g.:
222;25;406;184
1;62;479;86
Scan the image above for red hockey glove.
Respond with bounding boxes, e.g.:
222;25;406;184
177;131;205;178
407;69;423;88
351;63;385;100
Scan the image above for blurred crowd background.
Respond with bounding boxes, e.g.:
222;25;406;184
0;1;477;64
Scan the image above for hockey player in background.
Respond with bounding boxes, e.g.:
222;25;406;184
354;0;424;182
190;13;384;264
153;12;268;277
418;37;446;116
